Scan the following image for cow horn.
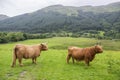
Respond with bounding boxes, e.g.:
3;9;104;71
41;43;47;45
41;43;44;45
99;42;101;45
96;42;99;45
96;42;101;45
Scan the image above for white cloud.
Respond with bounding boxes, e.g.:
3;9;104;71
0;0;120;16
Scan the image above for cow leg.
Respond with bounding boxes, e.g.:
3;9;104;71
32;57;37;64
18;58;23;67
72;57;75;64
85;58;90;66
34;58;37;64
66;54;71;64
32;58;35;64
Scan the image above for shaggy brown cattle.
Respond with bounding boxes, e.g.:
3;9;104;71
11;43;48;67
66;45;103;66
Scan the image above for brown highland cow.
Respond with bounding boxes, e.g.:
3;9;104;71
66;45;103;66
11;43;48;67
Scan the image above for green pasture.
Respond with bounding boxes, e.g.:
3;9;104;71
0;37;120;80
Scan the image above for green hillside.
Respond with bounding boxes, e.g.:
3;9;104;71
0;2;120;39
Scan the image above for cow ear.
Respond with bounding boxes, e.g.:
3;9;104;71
95;45;97;48
96;42;101;45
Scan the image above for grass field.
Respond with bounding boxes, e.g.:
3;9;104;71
0;37;120;80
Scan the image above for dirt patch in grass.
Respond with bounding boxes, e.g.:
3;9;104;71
18;70;27;80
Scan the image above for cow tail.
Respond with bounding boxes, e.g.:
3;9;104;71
66;48;72;64
11;47;18;67
14;47;18;59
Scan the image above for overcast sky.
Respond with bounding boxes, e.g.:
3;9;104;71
0;0;120;17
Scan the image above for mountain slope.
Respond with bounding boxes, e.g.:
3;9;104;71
0;14;9;21
0;2;120;34
79;2;120;13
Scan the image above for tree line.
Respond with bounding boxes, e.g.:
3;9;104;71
1;31;119;44
0;32;54;43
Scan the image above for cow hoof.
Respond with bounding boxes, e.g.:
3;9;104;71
67;62;69;64
11;65;14;67
32;62;37;64
20;64;23;67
